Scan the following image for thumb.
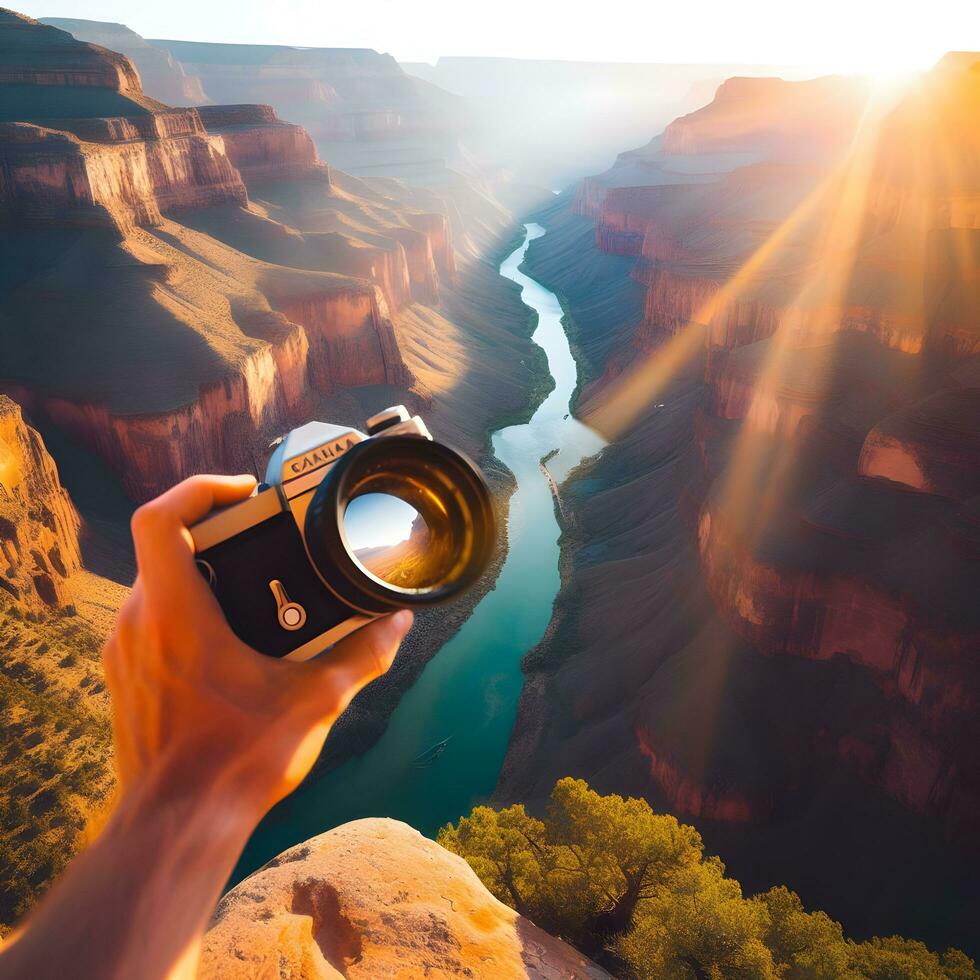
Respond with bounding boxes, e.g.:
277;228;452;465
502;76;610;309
297;610;413;723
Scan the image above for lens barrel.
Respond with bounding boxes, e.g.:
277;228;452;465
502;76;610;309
303;435;495;613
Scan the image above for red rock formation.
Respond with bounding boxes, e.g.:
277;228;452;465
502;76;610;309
503;54;980;949
408;210;456;278
858;389;980;499
0;12;451;501
40;17;210;105
269;281;412;391
0;395;80;607
196;104;329;183
6;311;309;502
0;117;246;230
147;39;465;147
636;725;755;822
0;9;142;94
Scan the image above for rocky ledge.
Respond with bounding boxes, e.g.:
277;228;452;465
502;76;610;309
201;819;608;979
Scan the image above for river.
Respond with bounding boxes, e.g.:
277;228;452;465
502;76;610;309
234;222;605;875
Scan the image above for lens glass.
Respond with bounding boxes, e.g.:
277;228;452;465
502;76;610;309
343;492;447;589
306;435;494;606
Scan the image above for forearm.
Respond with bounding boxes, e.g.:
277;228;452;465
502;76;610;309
0;758;258;980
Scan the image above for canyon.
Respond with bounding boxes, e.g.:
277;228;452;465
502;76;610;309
403;57;823;190
0;7;549;929
498;56;980;955
1;2;978;968
1;11;541;504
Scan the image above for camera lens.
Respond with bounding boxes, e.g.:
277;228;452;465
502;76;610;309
303;436;495;612
343;494;444;589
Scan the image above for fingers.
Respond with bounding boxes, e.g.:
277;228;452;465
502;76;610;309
299;611;413;722
131;473;256;587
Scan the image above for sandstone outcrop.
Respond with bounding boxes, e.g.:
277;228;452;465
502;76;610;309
0;7;141;94
196;104;328;183
0;395;80;607
0;116;246;229
201;819;609;979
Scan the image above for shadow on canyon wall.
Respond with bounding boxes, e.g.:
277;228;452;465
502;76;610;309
498;55;980;957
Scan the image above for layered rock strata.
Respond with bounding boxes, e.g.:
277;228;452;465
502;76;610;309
0;395;80;607
144;39;465;148
40;17;209;105
0;12;462;500
196;104;328;183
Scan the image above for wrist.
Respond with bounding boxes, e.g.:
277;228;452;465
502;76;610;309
1;743;264;980
114;743;265;850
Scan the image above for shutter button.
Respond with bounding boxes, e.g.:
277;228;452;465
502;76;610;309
269;580;307;631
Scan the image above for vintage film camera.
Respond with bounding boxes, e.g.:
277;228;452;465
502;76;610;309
190;407;495;660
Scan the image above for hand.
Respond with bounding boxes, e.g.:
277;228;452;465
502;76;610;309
103;474;413;822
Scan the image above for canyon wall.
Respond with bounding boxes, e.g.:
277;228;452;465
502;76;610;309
139;39;466;151
0;12;458;500
0;396;80;608
195;104;328;183
0;116;246;229
501;56;980;955
41;17;210;105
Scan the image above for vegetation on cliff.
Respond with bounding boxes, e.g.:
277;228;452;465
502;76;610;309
0;598;113;932
439;778;978;979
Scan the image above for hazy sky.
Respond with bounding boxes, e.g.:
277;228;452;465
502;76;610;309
17;0;979;72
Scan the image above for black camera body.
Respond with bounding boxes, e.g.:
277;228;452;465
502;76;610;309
190;406;494;661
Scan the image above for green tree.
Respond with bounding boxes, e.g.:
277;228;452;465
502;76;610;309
615;857;776;980
546;777;704;941
439;780;978;980
759;886;857;979
436;802;552;922
439;778;703;958
848;936;977;979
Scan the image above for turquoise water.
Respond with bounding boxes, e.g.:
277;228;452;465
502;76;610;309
235;223;605;873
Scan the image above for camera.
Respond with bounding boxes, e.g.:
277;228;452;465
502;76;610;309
190;406;495;661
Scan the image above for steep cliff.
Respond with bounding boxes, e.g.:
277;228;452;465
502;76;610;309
0;8;163;120
196;104;327;183
40;17;209;105
145;38;465;151
0;117;247;230
0;394;117;930
0;11;477;500
501;55;980;956
201;819;609;979
0;396;80;608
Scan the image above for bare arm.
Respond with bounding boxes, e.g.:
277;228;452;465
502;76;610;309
0;475;412;979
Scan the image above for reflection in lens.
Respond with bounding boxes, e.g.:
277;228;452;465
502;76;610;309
343;493;445;590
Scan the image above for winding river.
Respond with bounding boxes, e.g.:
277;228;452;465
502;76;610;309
235;223;604;874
